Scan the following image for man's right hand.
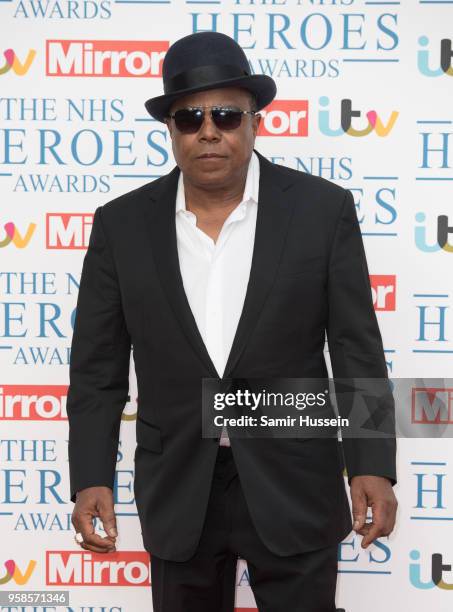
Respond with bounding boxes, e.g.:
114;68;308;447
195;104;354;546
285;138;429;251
71;486;118;553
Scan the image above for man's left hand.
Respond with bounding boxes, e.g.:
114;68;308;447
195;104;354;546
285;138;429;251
350;475;398;548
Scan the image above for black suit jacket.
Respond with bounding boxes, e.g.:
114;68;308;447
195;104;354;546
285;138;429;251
67;149;397;561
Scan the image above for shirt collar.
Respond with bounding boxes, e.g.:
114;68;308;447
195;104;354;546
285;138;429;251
175;150;259;215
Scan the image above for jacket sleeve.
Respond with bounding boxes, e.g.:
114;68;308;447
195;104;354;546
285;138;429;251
67;205;131;503
326;189;397;487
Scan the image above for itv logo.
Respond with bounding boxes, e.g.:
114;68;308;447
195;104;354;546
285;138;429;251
0;558;37;585
0;48;36;76
318;97;398;137
410;550;453;589
418;36;453;77
0;221;36;248
415;213;453;253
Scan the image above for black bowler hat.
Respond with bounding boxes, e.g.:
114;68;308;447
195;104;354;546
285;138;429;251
144;31;277;122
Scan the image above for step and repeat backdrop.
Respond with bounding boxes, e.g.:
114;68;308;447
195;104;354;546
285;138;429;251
1;1;453;610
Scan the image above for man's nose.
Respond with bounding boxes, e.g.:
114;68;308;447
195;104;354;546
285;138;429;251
198;111;221;139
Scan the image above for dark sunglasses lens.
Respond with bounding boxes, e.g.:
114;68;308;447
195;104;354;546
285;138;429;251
212;108;242;130
172;108;244;132
173;109;203;133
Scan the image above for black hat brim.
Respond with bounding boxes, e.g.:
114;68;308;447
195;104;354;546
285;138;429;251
144;73;277;122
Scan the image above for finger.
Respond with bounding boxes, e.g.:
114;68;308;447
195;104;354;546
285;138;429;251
358;497;395;543
75;509;116;550
77;527;116;551
382;499;398;532
354;520;373;537
350;487;368;531
98;499;118;539
80;541;116;554
370;499;395;535
83;530;116;550
360;501;388;546
72;516;115;552
361;522;384;548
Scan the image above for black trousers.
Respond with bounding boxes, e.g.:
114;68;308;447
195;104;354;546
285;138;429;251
151;445;339;612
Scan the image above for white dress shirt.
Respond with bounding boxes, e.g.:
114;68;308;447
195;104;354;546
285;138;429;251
175;151;260;446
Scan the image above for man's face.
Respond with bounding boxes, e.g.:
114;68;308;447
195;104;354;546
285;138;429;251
164;86;261;190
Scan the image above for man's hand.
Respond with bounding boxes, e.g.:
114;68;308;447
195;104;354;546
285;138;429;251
71;486;118;553
350;475;397;548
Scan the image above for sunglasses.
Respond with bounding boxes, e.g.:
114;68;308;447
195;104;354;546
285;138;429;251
167;106;257;134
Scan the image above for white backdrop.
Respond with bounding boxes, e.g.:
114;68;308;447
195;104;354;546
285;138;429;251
1;1;453;610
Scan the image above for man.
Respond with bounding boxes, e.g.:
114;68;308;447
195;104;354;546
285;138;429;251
68;31;398;611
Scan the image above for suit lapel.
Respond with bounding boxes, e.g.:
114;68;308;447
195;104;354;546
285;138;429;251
142;163;218;377
142;149;297;380
223;150;297;378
